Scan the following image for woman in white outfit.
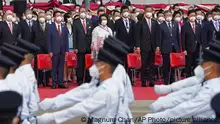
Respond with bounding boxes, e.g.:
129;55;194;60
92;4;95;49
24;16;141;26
91;14;113;59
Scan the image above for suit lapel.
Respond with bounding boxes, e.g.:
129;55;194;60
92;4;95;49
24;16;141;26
79;19;86;34
4;21;12;34
121;19;128;33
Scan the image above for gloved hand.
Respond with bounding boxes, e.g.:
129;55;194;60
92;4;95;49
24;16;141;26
154;85;172;94
38;98;54;111
37;113;54;124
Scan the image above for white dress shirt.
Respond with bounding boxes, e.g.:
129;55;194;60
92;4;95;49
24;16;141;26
123;18;130;32
55;22;62;33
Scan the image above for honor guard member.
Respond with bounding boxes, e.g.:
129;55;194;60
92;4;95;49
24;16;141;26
142;43;220;124
0;54;16;91
37;48;123;124
0;91;23;124
16;38;40;103
3;43;39;124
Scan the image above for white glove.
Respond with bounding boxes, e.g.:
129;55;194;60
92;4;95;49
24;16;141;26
39;98;54;111
154;85;172;94
37;113;54;124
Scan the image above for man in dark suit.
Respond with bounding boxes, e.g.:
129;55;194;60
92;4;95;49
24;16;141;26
181;10;202;77
108;10;121;33
48;11;69;89
203;9;220;48
91;9;105;29
156;10;180;85
115;5;135;51
136;5;156;87
73;7;92;85
32;11;50;86
0;10;19;45
18;9;34;42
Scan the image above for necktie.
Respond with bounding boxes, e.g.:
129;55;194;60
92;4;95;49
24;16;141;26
41;23;45;31
192;23;196;33
82;20;87;33
216;22;219;31
58;24;61;37
125;19;129;32
28;20;32;32
168;22;172;35
148;19;151;32
9;22;13;34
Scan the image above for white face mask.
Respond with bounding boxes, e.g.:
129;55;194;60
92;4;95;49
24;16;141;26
39;17;45;23
123;12;130;18
194;64;212;80
97;1;101;5
86;14;92;19
101;20;107;26
26;14;33;20
32;17;37;21
12;17;16;22
190;16;196;22
67;18;72;23
213;15;219;21
6;15;13;22
22;16;26;20
46;15;52;20
114;16;120;21
166;16;172;22
136;12;140;16
145;12;152;18
158;17;165;22
89;64;99;79
196;15;204;20
80;13;86;19
174;17;181;22
208;17;212;21
56;16;62;22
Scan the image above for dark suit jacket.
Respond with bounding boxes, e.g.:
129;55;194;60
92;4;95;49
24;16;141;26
181;22;202;53
0;21;19;45
115;18;136;50
73;18;92;53
108;20;115;33
47;23;69;54
32;21;49;53
156;21;180;54
18;20;35;42
136;18;157;52
203;21;220;48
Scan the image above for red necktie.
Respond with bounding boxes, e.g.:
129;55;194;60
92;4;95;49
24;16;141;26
9;22;13;34
82;20;87;33
58;24;61;37
192;23;195;33
148;19;151;32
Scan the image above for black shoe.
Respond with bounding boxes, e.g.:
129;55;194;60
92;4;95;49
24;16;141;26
51;84;56;89
77;81;83;86
58;83;68;88
141;83;147;87
149;81;155;87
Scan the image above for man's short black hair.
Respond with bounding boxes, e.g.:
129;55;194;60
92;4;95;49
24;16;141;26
75;4;80;7
53;11;61;17
173;11;181;18
79;6;87;12
211;8;220;14
195;8;202;12
188;10;196;16
173;4;179;9
113;10;120;16
164;10;172;15
156;9;164;17
115;5;120;8
144;5;153;11
120;5;129;13
97;9;105;14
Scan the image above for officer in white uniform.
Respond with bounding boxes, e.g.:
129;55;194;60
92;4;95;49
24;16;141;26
0;54;16;91
142;43;220;124
0;91;23;124
3;43;39;124
37;48;123;124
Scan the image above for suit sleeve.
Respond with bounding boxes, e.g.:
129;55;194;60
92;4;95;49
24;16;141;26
47;25;52;53
115;21;119;38
73;22;77;50
181;25;186;51
65;27;69;52
176;24;181;50
142;86;212;124
135;21;141;48
156;25;162;49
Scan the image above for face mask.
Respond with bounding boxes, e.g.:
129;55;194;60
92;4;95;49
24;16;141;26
196;15;204;20
194;64;212;79
123;12;129;18
80;13;86;19
146;12;152;18
0;19;2;21
12;17;17;22
190;16;196;22
75;9;79;13
67;18;72;23
23;16;26;20
27;14;33;20
208;17;212;21
174;17;181;22
116;8;121;12
39;18;45;23
114;16;120;21
97;1;101;5
86;14;92;19
101;20;107;26
32;17;37;21
166;17;172;22
158;17;165;22
46;15;52;20
136;12;140;16
89;64;99;79
56;16;62;22
6;15;13;22
214;15;219;21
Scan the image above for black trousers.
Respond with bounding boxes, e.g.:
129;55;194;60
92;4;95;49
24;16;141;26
140;50;155;84
52;53;65;84
76;53;90;85
186;46;200;77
